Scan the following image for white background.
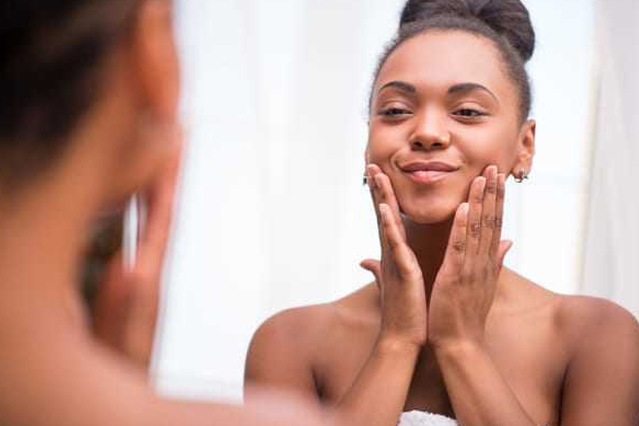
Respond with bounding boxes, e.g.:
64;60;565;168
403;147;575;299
153;0;598;401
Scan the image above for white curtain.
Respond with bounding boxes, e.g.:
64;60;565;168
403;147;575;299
581;0;639;318
154;0;597;401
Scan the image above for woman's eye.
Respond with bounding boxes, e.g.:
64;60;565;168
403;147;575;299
378;108;411;117
454;108;486;118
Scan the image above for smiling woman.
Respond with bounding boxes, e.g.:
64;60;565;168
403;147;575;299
243;0;639;425
367;28;534;224
156;0;605;400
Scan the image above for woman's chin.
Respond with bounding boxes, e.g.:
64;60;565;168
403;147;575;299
400;203;458;225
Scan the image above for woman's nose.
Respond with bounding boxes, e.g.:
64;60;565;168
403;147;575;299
410;111;451;151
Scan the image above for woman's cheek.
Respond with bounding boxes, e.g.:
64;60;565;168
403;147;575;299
367;143;399;170
459;125;520;169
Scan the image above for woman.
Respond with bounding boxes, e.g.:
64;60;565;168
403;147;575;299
0;1;333;425
244;1;639;425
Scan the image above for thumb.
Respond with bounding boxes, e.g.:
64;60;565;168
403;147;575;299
497;240;514;268
93;251;128;343
360;259;382;289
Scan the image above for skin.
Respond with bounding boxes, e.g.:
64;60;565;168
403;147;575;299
0;1;332;425
245;31;639;426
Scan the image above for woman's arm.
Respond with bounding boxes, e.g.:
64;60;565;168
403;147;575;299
425;166;639;426
433;341;538;425
246;164;429;426
330;338;420;425
426;166;538;426
246;306;422;426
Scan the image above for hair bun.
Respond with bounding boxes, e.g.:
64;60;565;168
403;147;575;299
399;0;535;62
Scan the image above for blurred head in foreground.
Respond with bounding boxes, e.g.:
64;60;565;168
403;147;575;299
0;0;181;207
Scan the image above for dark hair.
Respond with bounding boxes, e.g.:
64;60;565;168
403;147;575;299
371;0;535;122
0;0;140;191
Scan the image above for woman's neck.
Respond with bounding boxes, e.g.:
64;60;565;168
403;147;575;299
404;217;455;299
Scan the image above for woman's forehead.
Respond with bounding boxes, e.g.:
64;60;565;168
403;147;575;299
375;30;514;99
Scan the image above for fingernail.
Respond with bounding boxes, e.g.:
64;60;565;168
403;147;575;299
477;176;487;191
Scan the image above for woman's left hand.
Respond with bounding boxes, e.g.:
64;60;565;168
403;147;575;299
428;165;513;351
92;147;181;370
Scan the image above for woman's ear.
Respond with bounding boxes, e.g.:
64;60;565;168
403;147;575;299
129;0;180;122
511;119;536;177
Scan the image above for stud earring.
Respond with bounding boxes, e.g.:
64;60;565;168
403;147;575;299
515;169;529;183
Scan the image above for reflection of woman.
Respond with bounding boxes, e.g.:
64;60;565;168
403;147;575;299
0;1;331;425
245;1;639;425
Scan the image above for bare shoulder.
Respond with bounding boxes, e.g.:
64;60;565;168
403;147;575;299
555;294;639;335
244;301;336;396
554;294;639;357
500;270;639;355
245;284;378;391
504;268;638;338
250;284;379;354
248;303;334;354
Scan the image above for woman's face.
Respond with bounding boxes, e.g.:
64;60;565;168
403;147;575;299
367;30;535;224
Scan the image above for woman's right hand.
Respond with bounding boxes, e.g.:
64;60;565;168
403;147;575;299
361;164;427;351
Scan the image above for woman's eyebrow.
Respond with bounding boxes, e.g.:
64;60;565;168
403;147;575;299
378;81;498;104
377;80;417;95
448;82;499;104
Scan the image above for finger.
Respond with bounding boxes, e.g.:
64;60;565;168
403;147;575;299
441;202;469;272
479;166;498;256
360;259;382;289
368;164;400;215
373;172;407;240
98;249;158;368
123;299;157;368
466;176;486;257
92;252;128;346
366;164;383;229
490;173;506;256
379;203;419;278
497;240;514;269
367;164;392;256
138;143;182;271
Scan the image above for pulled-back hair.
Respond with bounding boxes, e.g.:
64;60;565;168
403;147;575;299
371;0;536;122
0;0;140;189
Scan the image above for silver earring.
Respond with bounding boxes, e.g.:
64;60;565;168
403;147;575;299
515;169;529;183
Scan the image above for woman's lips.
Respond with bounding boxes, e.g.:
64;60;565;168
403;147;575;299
406;170;454;184
399;161;459;184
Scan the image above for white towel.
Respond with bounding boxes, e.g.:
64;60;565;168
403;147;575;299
399;411;458;426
